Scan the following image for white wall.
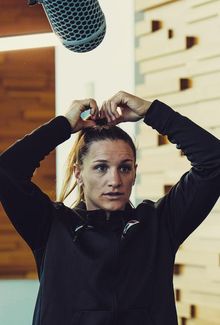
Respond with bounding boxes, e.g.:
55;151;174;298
55;0;135;206
0;280;38;325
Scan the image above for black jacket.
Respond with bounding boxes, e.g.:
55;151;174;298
0;100;219;325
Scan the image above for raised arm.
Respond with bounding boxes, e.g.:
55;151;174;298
144;100;220;252
100;91;220;253
0;116;72;250
0;98;99;250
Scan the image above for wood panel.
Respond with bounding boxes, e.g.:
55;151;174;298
135;0;220;324
0;47;55;279
0;0;51;36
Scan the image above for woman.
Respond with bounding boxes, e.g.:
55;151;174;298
0;91;219;325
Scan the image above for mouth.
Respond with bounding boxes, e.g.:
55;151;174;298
103;192;124;199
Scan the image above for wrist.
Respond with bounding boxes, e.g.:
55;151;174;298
64;115;74;132
140;101;152;117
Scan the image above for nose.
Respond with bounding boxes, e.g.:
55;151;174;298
108;169;122;188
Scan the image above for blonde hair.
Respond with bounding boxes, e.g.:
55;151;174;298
58;125;136;208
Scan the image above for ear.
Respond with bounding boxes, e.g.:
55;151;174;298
133;163;138;185
73;163;84;187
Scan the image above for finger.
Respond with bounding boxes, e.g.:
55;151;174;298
82;118;97;129
110;101;121;119
105;100;115;122
109;90;126;108
100;100;111;122
99;102;105;119
79;98;98;116
88;99;99;119
106;101;116;121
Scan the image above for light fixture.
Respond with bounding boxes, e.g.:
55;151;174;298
0;33;60;52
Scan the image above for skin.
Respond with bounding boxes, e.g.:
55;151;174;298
64;90;152;211
74;139;137;211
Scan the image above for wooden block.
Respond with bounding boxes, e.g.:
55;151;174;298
136;77;191;97
25;272;38;279
136;125;158;148
176;301;195;318
136;19;163;37
188;0;215;7
212;127;220;139
174;276;220;295
182;236;220;254
0;241;17;251
205;266;220;282
187;0;220;24
136;36;197;61
184;17;220;45
176;99;220;129
193;70;220;90
138;144;190;173
136;37;185;61
174;263;206;278
175;249;219;267
186;318;220;325
181;289;220;307
0;251;34;267
185;57;220;78
135;0;179;11
139;50;188;74
136;168;186;198
139;28;169;47
23;109;54;121
136;172;165;197
0;223;15;232
3;77;47;90
149;81;220;108
196;304;220;323
0;47;55;277
0;54;6;64
0;2;51;36
135;20;153;37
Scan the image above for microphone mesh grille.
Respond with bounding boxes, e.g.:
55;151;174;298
41;0;106;52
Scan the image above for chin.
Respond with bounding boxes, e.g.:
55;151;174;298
86;196;129;211
101;200;127;211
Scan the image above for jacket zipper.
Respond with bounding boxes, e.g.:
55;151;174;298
113;232;120;324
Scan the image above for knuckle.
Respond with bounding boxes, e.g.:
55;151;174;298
118;90;124;96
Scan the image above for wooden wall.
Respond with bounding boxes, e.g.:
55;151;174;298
135;0;220;324
0;0;51;36
0;1;55;279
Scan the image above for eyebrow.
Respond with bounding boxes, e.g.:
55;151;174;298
93;159;133;163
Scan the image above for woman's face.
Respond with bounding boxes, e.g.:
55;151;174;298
74;140;137;211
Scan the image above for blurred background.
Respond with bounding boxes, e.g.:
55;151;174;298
0;0;220;324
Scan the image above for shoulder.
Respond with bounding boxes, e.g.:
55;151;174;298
134;199;157;224
136;199;156;211
51;201;82;228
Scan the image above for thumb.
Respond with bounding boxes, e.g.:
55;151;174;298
82;119;97;128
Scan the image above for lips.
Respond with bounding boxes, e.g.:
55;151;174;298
103;192;123;196
103;192;124;199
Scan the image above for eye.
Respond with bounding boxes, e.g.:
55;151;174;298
119;164;132;173
94;164;108;173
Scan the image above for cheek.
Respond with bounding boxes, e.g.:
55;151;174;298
82;172;105;190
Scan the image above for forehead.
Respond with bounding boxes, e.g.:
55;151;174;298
86;140;135;162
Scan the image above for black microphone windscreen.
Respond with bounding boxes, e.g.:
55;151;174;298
38;0;106;53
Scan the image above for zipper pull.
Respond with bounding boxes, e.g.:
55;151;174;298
106;212;110;221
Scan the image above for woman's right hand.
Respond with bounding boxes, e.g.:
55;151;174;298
64;98;99;133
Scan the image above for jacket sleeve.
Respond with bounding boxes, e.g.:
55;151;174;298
144;100;220;253
0;116;72;250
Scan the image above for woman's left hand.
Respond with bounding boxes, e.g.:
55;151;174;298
99;91;152;124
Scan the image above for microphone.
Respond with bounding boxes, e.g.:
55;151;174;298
28;0;106;53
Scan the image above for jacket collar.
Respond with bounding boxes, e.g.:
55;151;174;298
73;201;135;230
